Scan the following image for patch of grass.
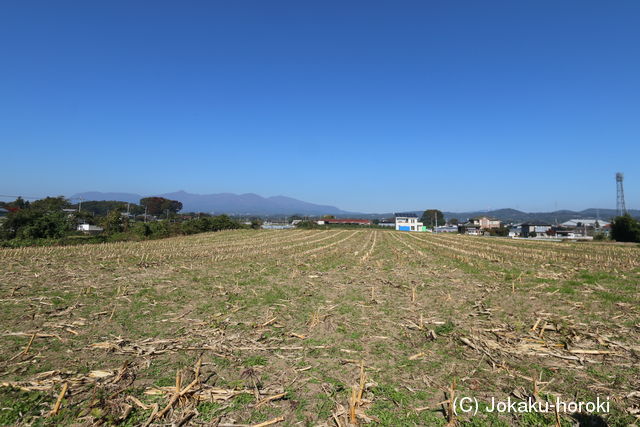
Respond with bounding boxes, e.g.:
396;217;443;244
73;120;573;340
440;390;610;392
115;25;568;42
197;401;223;422
0;387;52;425
435;320;455;336
368;384;445;426
243;355;267;366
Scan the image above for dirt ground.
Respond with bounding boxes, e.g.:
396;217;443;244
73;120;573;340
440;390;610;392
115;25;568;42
0;229;638;426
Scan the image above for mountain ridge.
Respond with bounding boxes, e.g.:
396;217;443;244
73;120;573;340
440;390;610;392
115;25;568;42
71;191;638;222
71;191;350;216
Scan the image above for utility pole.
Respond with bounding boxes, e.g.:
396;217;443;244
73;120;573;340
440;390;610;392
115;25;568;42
78;197;83;212
434;213;438;232
144;206;148;223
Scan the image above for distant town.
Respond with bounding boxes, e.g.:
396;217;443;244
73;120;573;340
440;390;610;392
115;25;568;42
263;212;612;241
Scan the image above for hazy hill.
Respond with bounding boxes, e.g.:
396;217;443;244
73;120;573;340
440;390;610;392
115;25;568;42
71;191;350;216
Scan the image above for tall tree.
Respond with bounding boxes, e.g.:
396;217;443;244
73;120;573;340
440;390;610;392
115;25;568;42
140;197;183;216
420;209;445;228
611;214;640;242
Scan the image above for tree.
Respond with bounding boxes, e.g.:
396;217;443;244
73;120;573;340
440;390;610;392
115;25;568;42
610;214;640;243
208;214;241;231
488;226;509;237
140;197;183;216
30;196;71;212
1;197;71;240
0;196;28;211
101;209;125;234
449;218;459;225
420;210;445;228
76;201;144;216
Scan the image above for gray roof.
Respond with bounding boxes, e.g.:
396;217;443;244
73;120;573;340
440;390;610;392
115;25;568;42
394;212;418;218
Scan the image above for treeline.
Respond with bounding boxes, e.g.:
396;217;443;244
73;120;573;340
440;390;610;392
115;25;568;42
0;196;242;247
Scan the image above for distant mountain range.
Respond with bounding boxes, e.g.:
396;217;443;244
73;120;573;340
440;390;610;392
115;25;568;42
71;191;637;222
71;191;351;216
426;208;637;224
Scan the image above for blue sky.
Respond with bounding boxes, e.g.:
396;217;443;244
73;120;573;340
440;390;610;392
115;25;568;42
2;1;639;213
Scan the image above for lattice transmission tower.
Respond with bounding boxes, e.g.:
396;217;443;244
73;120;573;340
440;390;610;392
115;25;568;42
616;172;627;216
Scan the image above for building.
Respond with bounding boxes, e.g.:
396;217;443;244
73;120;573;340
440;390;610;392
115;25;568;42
377;219;396;227
469;216;502;229
434;225;458;233
262;223;294;229
458;223;482;235
561;219;610;229
77;224;104;234
521;222;552;238
316;218;371;226
394;213;425;231
508;225;522;237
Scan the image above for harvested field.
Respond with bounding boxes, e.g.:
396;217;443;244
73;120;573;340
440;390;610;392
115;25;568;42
0;229;639;426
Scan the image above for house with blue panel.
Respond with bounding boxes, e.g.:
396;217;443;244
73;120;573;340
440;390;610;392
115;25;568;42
394;213;425;231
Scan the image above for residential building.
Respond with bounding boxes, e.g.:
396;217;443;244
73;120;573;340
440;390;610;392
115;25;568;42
521;222;552;238
394;213;424;231
469;216;502;229
458;223;482;235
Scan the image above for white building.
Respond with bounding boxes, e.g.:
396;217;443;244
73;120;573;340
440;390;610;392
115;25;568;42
77;224;104;233
394;213;424;232
561;219;610;228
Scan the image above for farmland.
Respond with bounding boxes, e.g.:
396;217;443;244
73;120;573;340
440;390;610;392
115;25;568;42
0;229;638;426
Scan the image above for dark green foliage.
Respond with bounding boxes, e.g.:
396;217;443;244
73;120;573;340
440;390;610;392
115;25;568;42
1;196;72;239
611;214;640;242
295;220;320;229
29;196;71;211
133;222;153;237
75;200;144;216
488;226;509;237
0;196;28;210
100;209;125;234
1;195;241;247
139;197;183;215
420;209;445;228
208;214;241;231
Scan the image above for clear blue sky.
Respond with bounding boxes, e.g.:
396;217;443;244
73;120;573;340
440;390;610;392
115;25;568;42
2;1;639;213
